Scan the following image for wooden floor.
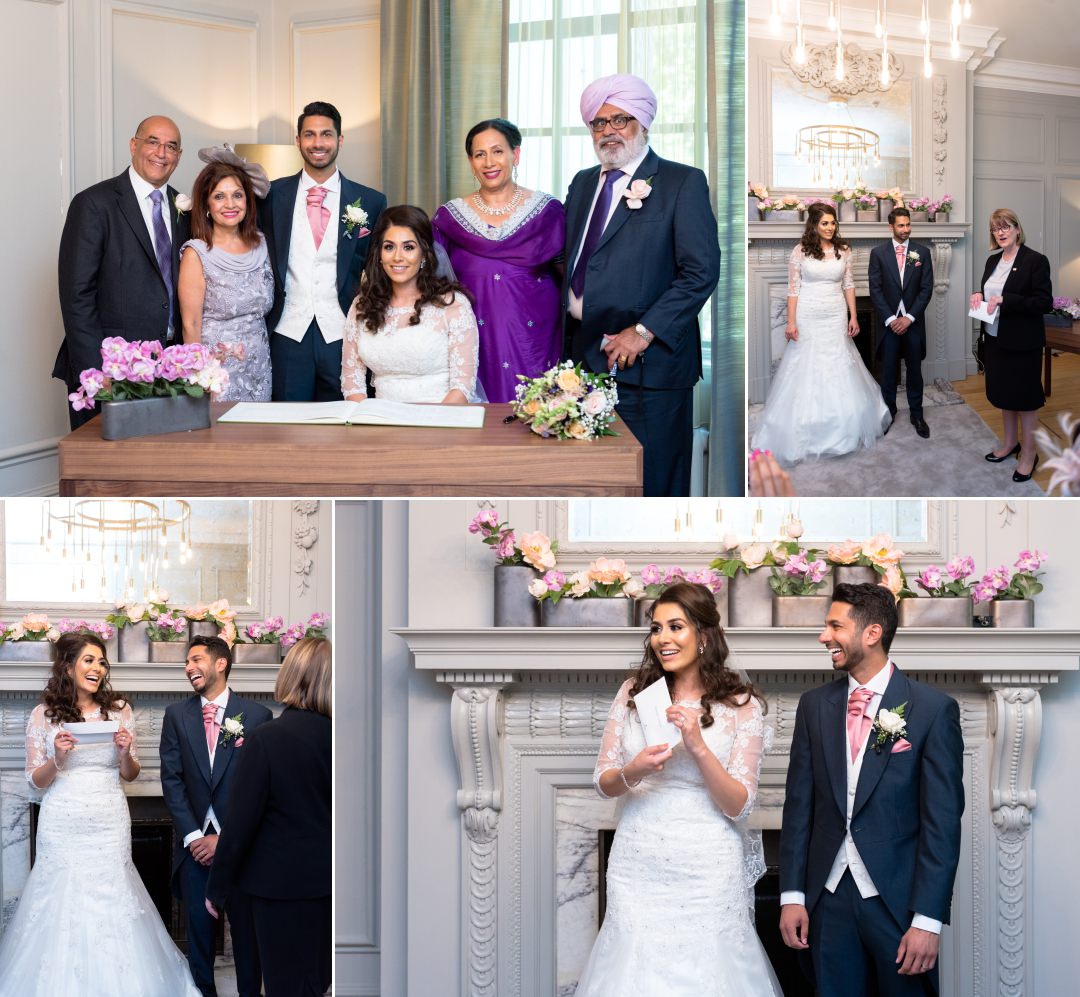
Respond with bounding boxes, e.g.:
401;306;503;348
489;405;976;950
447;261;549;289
953;351;1080;493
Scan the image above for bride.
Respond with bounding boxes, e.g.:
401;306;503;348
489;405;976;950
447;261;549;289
575;582;783;996
0;633;200;996
341;204;481;403
752;202;890;463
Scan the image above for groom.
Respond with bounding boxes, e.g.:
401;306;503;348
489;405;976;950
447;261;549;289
160;636;272;997
868;207;935;438
779;583;964;995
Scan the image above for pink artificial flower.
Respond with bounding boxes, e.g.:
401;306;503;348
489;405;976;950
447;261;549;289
916;566;943;590
973;581;998;603
1014;549;1046;573
641;564;663;586
494;531;517;560
807;559;828;584
987;566;1010;591
662;566;686;585
543;569;566;591
945;556;975;581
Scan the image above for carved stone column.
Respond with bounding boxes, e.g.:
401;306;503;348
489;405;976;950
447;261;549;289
929;238;955;362
988;686;1042;997
448;674;513;997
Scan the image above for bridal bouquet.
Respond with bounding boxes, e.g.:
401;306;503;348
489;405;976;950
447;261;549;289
467;510;557;569
68;338;229;411
511;361;618;440
973;550;1048;603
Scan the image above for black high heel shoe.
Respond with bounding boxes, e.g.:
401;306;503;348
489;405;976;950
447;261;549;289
1013;454;1039;483
985;442;1021;463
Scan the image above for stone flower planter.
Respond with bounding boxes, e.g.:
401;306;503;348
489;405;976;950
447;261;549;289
833;565;879;587
909;209;929;224
878;197;895;220
0;641;55;662
772;594;831;627
898;596;973;628
769;209;802;222
633;589;729;629
494;565;541;627
541;597;634;627
148;640;188;663
188;620;218;641
233;642;282;663
856;208;878;222
838;200;857;222
100;393;211;441
933;212;949;223
727;569;773;628
748;196;761;221
118;621;150;662
989;600;1034;628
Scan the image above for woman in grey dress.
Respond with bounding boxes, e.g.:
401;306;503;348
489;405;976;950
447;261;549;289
178;149;274;400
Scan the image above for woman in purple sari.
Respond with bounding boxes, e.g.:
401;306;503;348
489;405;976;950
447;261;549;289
433;118;566;402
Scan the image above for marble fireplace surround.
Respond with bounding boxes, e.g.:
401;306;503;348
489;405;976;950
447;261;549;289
399;626;1078;997
0;661;278;929
747;222;970;405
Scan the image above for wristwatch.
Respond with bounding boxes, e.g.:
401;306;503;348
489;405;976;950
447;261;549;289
634;323;654;346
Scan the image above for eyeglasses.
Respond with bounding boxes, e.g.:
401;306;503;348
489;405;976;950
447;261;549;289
991;222;1015;233
135;137;181;157
587;114;636;133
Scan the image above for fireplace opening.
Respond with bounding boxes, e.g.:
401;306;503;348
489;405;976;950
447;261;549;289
30;796;226;956
598;828;814;995
853;295;887;383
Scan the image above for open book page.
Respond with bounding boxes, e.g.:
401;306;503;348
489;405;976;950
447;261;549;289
217;399;485;429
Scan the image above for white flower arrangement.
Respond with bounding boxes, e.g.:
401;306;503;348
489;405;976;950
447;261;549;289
870;703;908;753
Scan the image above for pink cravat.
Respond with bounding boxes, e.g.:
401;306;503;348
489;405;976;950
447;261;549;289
202;703;220;754
307;186;330;249
895;243;905;275
847;687;875;763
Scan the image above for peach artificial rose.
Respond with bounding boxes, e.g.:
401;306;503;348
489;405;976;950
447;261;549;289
518;532;556;571
22;613;50;633
827;539;863;565
207;599;237;624
587;557;630;585
879;564;905;599
862;534;904;567
740;543;769;570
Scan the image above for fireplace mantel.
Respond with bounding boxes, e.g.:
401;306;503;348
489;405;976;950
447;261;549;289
0;661;281;694
398;625;1078;997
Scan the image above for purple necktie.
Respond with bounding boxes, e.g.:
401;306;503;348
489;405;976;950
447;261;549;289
149;188;175;332
570;169;624;298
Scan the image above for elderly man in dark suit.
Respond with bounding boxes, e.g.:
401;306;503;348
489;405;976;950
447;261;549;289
260;100;386;401
563;74;721;497
780;583;965;996
54;114;189;429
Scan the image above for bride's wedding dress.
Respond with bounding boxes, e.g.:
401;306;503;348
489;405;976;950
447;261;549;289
574;681;783;996
0;704;200;996
752;246;890;463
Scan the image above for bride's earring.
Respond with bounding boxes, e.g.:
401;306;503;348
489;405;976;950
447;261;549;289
698;641;705;657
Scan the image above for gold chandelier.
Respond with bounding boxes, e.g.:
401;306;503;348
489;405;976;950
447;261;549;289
796;120;881;187
41;499;193;601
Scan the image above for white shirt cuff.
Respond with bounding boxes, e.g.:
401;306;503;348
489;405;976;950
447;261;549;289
911;914;942;934
780;891;806;907
183;829;204;848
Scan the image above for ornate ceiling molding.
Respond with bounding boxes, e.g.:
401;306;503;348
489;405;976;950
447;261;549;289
781;40;904;96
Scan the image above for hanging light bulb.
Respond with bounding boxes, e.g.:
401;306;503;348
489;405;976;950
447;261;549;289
835;39;845;81
963;0;972;18
874;0;883;38
880;37;891;87
769;0;781;35
951;1;962;25
919;0;929;36
827;0;837;32
923;36;933;77
951;29;960;58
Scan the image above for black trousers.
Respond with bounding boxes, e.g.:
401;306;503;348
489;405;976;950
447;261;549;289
252;895;331;997
270;319;344;401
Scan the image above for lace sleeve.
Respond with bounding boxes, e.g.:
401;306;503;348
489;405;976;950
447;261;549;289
117;701;139;764
25;704;52;795
841;248;855;291
443;293;480;401
594;679;634;798
340;300;370;398
787;245;803;297
725;698;770;822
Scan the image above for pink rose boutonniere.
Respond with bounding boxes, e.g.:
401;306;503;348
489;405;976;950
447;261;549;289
622;176;654;210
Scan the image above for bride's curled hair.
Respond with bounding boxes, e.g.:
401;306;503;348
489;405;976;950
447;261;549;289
628;581;765;728
43;632;126;725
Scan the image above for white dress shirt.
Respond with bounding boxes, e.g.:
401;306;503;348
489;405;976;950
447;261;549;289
274;168;346;344
567;145;650;321
181;688;230;847
781;661;942;934
127;166;173;338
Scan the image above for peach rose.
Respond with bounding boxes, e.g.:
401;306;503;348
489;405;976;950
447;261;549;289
740;543;769;569
827;539;863;565
878;564;905;599
556;368;583;394
22;613;50;633
523;399;542;416
518;532;556;571
862;534;904;567
587;557;630;585
569;571;592;596
207;599;236;624
568;421;590;439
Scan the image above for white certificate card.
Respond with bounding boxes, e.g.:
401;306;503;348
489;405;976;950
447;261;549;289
61;720;119;744
968;301;998;324
632;676;682;748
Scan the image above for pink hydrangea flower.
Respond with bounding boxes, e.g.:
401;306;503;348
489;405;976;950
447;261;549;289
641;564;663;587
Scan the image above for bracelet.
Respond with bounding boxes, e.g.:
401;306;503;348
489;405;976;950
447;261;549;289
620;767;640;791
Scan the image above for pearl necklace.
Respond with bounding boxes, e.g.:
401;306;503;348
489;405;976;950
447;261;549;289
473;184;524;217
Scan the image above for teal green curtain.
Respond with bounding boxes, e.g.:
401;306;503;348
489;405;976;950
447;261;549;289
707;0;745;496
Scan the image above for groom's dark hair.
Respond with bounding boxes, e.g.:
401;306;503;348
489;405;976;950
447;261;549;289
188;635;233;680
832;582;898;653
888;206;911;225
297;100;342;137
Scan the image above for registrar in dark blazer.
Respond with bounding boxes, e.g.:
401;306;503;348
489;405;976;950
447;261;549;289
779;665;964;984
978;242;1053;351
54;171;189;423
868;239;934;419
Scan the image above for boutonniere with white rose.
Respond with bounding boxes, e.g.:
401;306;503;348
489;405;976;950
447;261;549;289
622;176;655;210
174;194;192;222
906;250;921;267
221;713;245;747
870;702;908;753
342;197;371;239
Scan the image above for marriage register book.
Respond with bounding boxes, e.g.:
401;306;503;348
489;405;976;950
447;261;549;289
217;399;486;429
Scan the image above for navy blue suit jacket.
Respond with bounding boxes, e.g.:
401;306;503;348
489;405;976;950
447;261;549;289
160;691;273;892
779;665;964;930
54;171;189;390
562;148;720;390
868;240;935;362
260;171;386;332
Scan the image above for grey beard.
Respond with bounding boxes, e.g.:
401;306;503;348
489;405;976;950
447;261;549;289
596;130;648;170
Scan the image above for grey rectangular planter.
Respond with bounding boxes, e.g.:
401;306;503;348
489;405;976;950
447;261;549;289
100;393;211;441
990;600;1034;628
188;620;218;640
148;640;188;662
833;565;879;588
772;595;831;628
634;589;729;629
769;209;802;221
493;565;541;627
856;209;878;222
878;198;895;220
898;596;973;628
233;642;282;663
909;210;929;224
541;597;634;627
118;621;150;662
727;570;773;628
0;641;54;661
838;200;857;222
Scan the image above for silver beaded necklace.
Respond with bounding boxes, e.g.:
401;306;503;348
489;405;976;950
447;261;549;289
473;184;524;217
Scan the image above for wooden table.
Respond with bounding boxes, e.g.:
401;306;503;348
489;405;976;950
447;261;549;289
57;403;643;496
1043;318;1080;397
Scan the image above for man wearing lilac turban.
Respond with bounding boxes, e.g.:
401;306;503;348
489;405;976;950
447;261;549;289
563;74;720;497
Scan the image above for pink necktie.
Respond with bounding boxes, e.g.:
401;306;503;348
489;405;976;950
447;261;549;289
895;243;905;274
847;687;874;762
307;186;330;249
202;703;220;754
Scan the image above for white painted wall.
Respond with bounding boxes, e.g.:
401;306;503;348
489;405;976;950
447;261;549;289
1;0;380;495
